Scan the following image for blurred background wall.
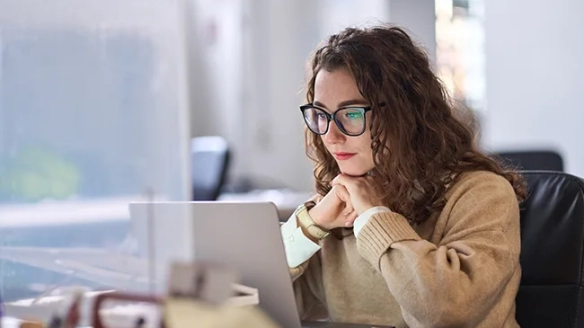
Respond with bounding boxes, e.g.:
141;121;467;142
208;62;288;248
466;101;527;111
189;0;437;192
484;0;584;177
187;0;584;191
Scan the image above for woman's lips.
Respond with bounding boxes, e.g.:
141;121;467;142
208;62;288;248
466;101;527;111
333;152;356;160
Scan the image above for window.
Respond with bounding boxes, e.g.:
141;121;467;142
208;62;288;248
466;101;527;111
436;0;486;113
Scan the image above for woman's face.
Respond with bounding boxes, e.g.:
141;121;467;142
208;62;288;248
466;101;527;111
313;68;375;176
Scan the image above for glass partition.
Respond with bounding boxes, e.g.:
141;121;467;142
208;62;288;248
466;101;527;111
0;0;191;317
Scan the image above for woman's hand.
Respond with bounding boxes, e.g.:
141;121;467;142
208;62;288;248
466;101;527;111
332;174;385;215
308;184;358;230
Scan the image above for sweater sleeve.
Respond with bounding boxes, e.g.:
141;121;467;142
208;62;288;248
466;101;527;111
356;173;521;327
291;255;328;320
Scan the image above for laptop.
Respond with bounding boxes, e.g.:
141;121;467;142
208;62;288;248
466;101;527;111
129;201;393;328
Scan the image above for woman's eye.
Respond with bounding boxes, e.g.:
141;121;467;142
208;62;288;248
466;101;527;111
345;111;362;120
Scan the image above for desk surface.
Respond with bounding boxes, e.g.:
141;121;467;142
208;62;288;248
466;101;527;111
302;321;394;328
0;318;394;328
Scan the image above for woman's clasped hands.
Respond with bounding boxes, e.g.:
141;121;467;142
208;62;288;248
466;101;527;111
308;174;384;231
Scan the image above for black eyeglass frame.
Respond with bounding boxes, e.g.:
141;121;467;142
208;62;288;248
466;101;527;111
299;104;373;137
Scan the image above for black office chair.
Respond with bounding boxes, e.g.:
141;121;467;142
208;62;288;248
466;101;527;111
516;171;584;327
191;136;230;201
496;150;564;171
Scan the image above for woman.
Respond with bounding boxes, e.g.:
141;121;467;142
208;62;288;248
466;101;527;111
280;25;526;328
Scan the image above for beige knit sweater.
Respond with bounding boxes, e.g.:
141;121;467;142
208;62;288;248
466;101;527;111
290;171;522;328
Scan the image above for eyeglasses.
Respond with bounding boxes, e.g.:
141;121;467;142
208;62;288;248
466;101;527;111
299;104;372;136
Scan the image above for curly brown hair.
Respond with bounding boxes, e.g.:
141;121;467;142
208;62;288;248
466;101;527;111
304;25;526;225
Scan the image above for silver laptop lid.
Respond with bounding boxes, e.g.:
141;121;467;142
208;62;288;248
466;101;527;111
129;201;302;328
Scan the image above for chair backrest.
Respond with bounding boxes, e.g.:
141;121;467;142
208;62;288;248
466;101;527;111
516;171;584;327
496;150;564;171
191;136;230;201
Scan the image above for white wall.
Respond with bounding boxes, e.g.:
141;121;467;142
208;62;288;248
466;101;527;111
319;0;390;37
389;0;437;66
239;0;319;192
189;0;320;192
484;0;584;176
189;0;437;192
188;0;245;152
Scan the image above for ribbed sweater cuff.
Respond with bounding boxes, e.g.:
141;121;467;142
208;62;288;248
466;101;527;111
357;212;421;271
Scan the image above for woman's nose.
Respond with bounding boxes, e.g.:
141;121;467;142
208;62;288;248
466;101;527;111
323;121;345;144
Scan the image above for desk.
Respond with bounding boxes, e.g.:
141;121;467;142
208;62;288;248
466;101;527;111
1;316;394;328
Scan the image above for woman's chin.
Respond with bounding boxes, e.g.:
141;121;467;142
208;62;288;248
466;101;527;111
339;166;371;177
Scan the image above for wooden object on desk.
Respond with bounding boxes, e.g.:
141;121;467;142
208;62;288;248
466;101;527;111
164;261;275;328
164;299;279;328
302;321;395;328
18;321;43;328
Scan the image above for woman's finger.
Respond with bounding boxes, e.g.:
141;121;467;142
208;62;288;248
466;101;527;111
335;184;355;215
334;183;351;203
333;174;368;195
345;211;358;227
343;201;354;215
